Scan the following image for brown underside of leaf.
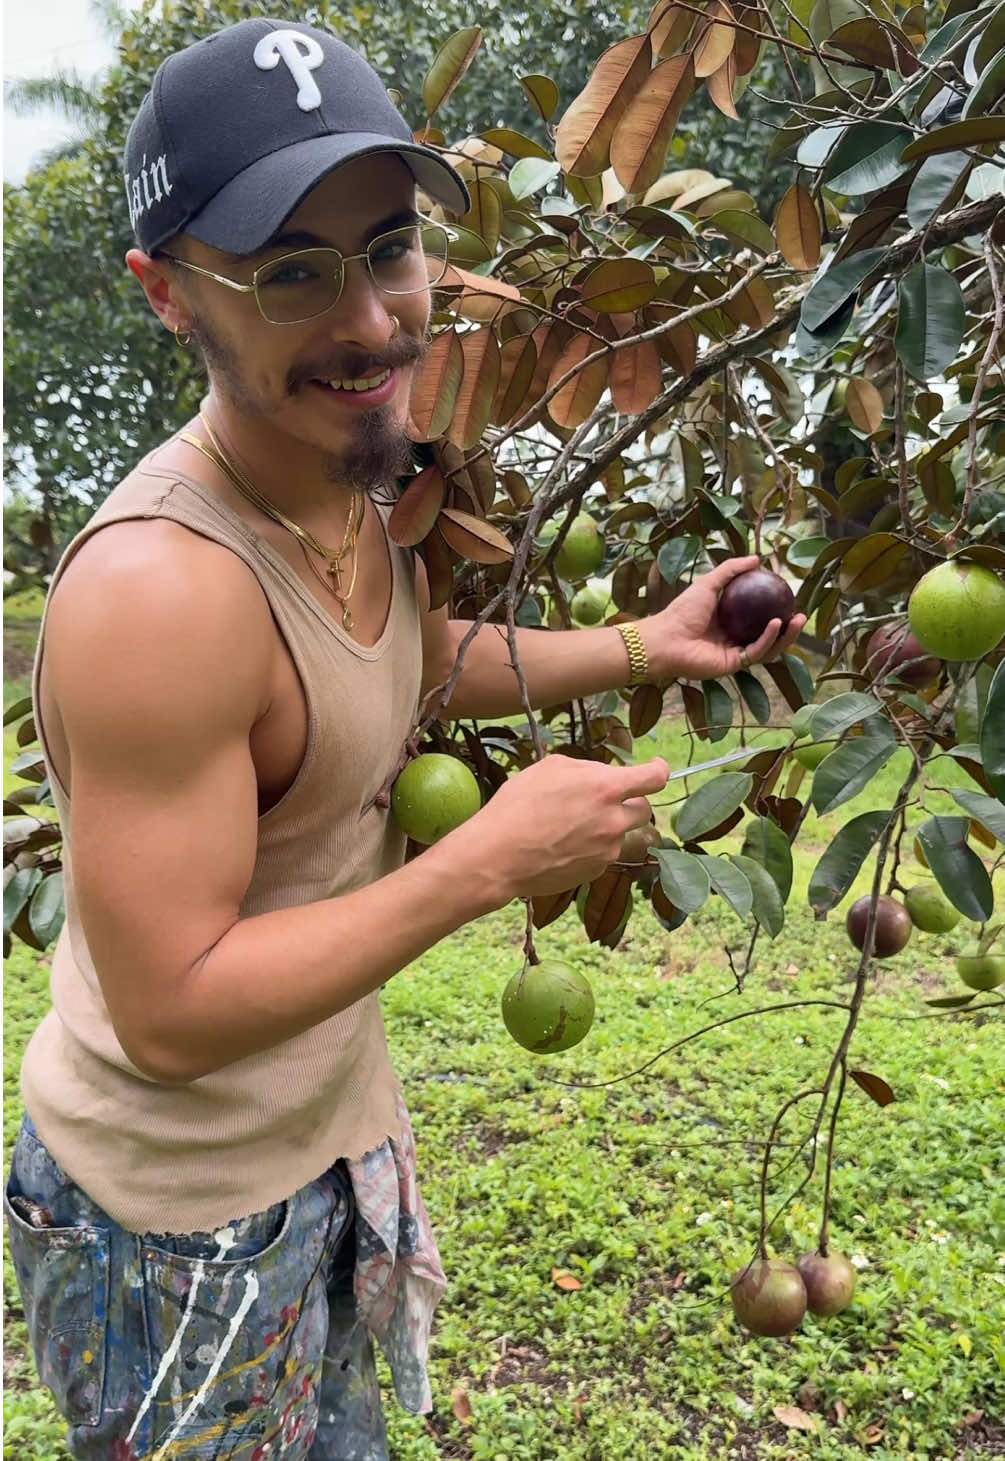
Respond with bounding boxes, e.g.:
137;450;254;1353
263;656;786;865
610;336;664;414
409;328;464;441
388;465;446;547
531;887;577;928
583;868;633;940
610;55;696;195
555;34;653;178
447;329;502;450
629;682;665;735
705;50;739;119
419;527;456;610
693;0;737;78
775;182;821;272
845;378;885;434
438;506;514;564
548;330;611;428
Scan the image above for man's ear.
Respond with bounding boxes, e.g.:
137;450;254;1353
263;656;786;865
125;248;194;334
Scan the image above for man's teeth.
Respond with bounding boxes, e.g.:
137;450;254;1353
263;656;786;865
322;367;392;392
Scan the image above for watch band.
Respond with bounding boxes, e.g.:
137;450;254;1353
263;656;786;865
617;622;649;686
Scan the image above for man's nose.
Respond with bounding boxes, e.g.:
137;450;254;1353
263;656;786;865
326;254;399;351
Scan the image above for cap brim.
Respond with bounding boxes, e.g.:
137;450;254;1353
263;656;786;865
183;133;470;255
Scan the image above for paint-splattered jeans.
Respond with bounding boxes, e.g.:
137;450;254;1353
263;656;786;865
4;1115;390;1460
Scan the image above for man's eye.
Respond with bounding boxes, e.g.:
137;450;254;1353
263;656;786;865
371;241;408;262
259;259;319;287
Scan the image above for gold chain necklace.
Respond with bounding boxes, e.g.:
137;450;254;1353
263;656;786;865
179;414;365;631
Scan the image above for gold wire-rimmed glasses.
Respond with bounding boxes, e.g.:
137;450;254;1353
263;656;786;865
159;220;456;325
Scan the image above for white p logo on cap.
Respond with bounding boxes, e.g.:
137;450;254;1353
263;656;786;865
253;31;324;112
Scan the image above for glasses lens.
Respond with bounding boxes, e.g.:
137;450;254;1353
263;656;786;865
254;249;342;324
368;224;450;294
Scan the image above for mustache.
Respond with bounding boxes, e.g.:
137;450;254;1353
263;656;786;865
288;331;427;393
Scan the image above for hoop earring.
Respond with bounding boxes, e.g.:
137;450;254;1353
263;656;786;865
388;315;400;338
174;324;192;348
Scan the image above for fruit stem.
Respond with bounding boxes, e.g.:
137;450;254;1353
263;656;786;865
759;1087;822;1261
817;1057;846;1257
523;900;540;966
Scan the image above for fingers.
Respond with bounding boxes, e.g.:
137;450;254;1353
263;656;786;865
613;756;669;800
734;612;808;669
621;794;656;828
776;613;806;654
702;554;760;590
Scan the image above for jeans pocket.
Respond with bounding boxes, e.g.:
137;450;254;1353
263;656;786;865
4;1179;110;1427
138;1195;329;1455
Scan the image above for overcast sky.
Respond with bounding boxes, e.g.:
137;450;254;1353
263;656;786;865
3;0;140;182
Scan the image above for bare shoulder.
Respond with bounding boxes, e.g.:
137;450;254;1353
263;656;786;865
45;517;275;738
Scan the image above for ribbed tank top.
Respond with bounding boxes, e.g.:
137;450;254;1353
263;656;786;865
21;450;423;1233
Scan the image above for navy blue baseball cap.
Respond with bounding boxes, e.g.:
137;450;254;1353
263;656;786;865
123;17;470;255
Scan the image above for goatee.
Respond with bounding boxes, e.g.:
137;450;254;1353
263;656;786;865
323;407;414;496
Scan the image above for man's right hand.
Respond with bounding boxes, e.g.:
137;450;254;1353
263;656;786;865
444;754;670;902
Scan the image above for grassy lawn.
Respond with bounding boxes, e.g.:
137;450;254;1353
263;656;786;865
3;609;1004;1459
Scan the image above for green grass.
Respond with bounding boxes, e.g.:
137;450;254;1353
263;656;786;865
4;639;1004;1459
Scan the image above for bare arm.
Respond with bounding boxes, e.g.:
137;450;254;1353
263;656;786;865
416;557;806;718
48;526;668;1085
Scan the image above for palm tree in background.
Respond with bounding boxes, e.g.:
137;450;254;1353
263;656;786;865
4;0;130;169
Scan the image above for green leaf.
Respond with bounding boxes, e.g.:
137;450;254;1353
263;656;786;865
699;854;753;917
422;26;483;119
809;691;883;740
980;660;1005;801
707;209;776;254
951;790;1005;845
823;123;915;196
3;866;42;934
735;670;772;725
702;679;734;743
918;11;980;64
808;809;895;914
901;115;1005;161
728;853;785;936
741;815;794;903
906;151;971;229
657;536;702;586
28;871;65;948
925;992;978;1008
808;0;870;46
3;695;33;726
800;247;887;332
796;123;847;169
787;536;831;568
963;47;1005;119
915;815;994;922
508;157;562;200
655;848;711;913
811;716;897;814
895;264;966;380
795;295;855;360
9;749;46;783
675;772;754;840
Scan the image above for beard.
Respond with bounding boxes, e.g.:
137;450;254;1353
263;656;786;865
190;311;425;497
321;407;414;496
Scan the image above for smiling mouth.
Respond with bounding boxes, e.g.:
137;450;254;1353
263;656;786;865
314;367;393;394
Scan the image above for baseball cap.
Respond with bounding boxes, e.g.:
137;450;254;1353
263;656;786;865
123;17;470;256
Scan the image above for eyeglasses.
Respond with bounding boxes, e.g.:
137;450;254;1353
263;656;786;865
160;220;456;325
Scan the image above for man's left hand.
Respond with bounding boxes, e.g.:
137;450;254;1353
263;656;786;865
639;555;807;682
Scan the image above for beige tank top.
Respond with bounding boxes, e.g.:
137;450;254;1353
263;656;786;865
21;451;423;1233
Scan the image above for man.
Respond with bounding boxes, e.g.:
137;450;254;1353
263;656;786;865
5;17;804;1460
